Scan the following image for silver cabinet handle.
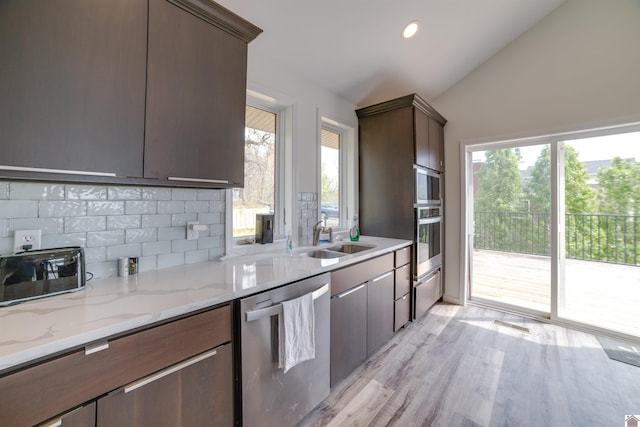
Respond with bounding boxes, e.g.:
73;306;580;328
371;271;393;282
168;176;230;184
245;283;329;322
402;295;408;300
124;349;218;393
40;418;62;427
335;283;365;299
85;340;109;355
0;165;116;177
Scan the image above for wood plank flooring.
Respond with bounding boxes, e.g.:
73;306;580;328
297;303;640;427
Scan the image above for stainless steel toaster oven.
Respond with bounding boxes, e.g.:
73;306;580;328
0;247;86;306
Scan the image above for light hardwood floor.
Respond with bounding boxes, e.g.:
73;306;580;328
298;303;640;426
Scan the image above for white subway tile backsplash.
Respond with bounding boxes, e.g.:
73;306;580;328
142;187;172;200
171;213;197;227
157;252;184;268
86;261;117;279
171;188;198;200
138;256;157;272
0;183;8;199
172;239;198;253
2;180;226;279
108;186;142;200
142;240;172;256
83;247;107;263
87;201;125;216
0;237;12;254
185;249;209;264
107;215;141;230
42;232;87;248
107;244;141;259
126;228;157;244
10;183;65;200
158;201;185;214
0;200;38;218
66;185;108;200
66;216;106;233
158;226;185;241
141;214;171;228
185;201;209;213
9;218;64;234
40;201;85;217
87;230;125;247
125;201;157;215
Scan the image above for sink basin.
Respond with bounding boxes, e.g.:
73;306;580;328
300;249;347;259
328;243;375;254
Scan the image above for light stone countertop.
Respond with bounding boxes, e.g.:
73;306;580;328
0;236;411;374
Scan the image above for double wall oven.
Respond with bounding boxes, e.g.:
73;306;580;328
413;166;443;318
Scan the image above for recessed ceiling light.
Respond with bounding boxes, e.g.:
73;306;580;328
402;21;419;39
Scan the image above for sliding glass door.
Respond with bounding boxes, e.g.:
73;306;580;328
559;133;640;337
469;143;551;315
466;127;639;339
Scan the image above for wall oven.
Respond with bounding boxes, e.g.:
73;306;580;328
415;167;441;205
415;205;442;279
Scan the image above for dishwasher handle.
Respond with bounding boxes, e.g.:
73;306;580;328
245;283;329;322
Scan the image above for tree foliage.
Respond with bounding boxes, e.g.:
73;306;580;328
474;149;522;212
597;156;640;215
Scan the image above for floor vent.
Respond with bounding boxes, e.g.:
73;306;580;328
493;320;530;333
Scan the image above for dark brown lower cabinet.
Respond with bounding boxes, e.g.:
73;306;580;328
97;343;233;427
414;269;441;319
35;402;96;427
366;272;395;356
330;283;367;386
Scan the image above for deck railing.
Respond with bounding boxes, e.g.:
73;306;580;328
474;211;639;266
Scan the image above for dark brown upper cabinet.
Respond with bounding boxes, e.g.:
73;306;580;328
356;93;446;173
0;0;261;188
144;0;257;187
0;0;148;179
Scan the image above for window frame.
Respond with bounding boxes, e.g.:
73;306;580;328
226;90;293;253
319;116;356;231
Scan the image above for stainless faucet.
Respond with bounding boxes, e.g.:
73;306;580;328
312;220;333;246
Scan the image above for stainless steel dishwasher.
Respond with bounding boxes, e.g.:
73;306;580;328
240;272;330;427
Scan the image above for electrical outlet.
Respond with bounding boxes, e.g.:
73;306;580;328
14;229;42;253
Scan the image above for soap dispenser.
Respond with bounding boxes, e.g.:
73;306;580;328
349;215;360;242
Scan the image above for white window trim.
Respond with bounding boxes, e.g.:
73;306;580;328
318;115;357;232
224;89;294;256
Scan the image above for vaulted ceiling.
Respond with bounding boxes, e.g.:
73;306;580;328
216;0;566;107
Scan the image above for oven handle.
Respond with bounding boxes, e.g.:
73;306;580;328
416;269;439;285
245;283;329;322
417;216;441;225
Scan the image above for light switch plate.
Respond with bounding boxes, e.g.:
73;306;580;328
186;221;199;240
14;229;42;252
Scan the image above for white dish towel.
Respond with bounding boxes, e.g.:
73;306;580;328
278;292;315;373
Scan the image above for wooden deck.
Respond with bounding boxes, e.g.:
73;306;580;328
472;249;640;337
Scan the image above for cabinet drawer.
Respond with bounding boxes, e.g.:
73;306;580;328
415;270;441;319
395;245;411;267
395;263;411;299
331;253;393;296
394;294;411;331
0;305;231;427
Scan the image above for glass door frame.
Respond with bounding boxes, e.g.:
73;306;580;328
461;122;640;342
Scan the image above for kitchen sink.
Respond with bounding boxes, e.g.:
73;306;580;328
300;249;347;259
301;243;375;259
328;243;375;254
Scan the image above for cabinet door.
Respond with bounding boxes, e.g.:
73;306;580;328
36;403;96;427
394;263;411;299
0;0;147;178
414;269;441;319
97;343;233;427
414;108;430;168
428;117;444;172
330;284;367;386
366;272;395;356
144;0;247;186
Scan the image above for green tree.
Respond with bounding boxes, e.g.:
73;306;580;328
524;145;595;214
474;149;522;212
597;157;640;215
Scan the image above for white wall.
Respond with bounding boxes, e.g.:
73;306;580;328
434;0;640;304
246;50;358;193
